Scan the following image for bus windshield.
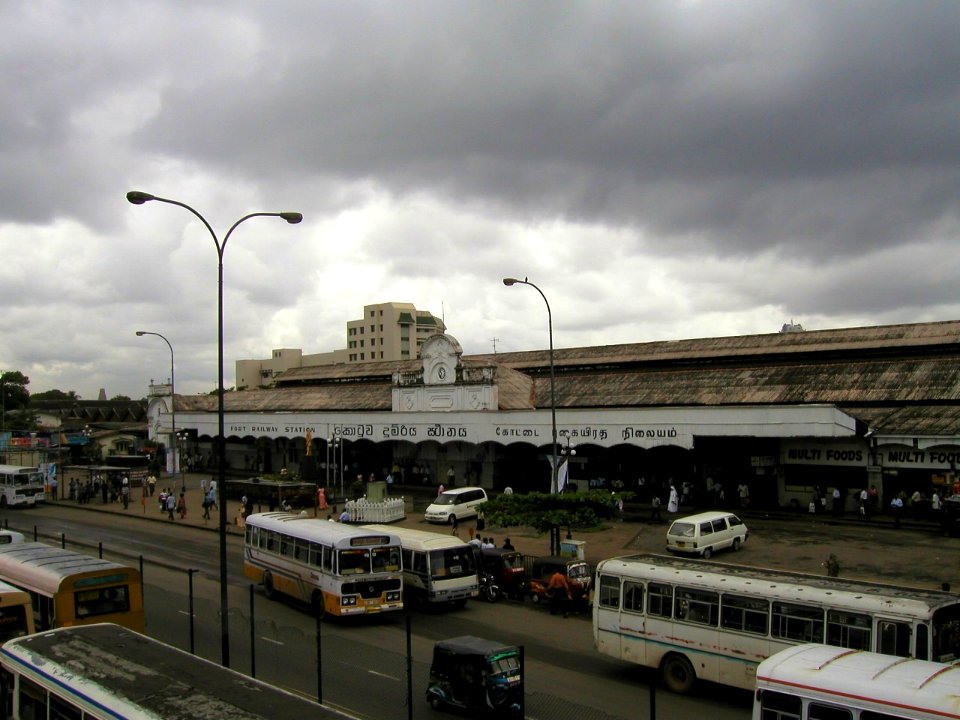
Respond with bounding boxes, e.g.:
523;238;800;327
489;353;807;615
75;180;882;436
12;473;39;487
429;547;476;579
371;546;401;573
338;548;371;575
0;604;31;643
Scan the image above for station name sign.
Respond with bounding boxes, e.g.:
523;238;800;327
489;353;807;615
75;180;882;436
225;420;691;448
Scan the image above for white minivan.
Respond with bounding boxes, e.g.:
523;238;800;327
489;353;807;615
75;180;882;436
424;487;488;524
665;511;748;558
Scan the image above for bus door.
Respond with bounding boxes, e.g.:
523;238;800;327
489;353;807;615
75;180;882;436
876;616;913;658
618;578;647;665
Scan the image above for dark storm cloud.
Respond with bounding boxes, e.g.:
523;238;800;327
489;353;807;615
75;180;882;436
2;0;959;399
131;1;960;258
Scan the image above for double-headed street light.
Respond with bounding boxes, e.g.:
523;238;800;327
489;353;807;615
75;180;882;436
127;190;302;668
502;277;558;494
135;330;183;493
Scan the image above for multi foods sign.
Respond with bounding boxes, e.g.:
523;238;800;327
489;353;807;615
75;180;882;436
782;442;960;469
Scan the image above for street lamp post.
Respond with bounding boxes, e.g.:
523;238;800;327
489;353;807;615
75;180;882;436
177;430;190;490
503;277;558;494
127;191;302;668
326;435;340;503
135;331;182;493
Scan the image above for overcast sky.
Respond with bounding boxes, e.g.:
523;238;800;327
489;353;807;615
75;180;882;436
2;1;959;401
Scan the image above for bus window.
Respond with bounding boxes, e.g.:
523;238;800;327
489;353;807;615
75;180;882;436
721;594;769;635
596;575;620;609
772;602;824;643
674;587;718;626
758;689;801;720
878;620;912;657
826;610;871;650
19;676;48;720
915;623;928;660
75;586;130;619
50;692;82;720
623;581;643;612
808;703;852;720
322;546;333;572
648;583;673;618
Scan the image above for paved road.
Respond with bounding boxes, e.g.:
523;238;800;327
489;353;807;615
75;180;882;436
42;471;960;590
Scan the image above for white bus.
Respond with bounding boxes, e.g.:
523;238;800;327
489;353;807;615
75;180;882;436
363;525;479;607
754;643;960;720
0;623;357;719
0;466;44;508
593;553;960;694
243;512;403;617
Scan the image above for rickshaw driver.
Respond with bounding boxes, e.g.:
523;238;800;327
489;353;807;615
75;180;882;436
546;569;571;617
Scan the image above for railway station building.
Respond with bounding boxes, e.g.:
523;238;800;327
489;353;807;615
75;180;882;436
145;320;960;511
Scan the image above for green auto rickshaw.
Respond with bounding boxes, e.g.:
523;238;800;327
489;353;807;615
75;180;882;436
426;636;522;716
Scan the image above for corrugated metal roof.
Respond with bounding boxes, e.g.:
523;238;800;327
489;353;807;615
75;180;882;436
177;320;960;436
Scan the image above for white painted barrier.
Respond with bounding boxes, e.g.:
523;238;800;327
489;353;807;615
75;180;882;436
344;496;406;523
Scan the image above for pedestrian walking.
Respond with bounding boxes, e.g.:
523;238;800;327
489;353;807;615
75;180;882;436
668;484;679;513
166;492;176;520
651;494;662;522
547;570;571;618
891;494;904;528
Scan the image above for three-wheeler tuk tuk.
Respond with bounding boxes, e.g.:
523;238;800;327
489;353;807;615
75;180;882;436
426;636;522;716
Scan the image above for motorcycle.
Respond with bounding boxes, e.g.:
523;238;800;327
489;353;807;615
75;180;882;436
479;570;500;602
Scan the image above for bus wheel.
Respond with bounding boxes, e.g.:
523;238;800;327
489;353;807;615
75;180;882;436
0;496;7;509
263;572;276;600
311;590;325;619
661;654;696;694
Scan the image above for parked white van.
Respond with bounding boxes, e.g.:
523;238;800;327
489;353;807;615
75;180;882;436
424;487;488;524
665;511;748;558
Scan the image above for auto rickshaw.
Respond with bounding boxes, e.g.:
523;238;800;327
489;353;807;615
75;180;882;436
527;556;592;610
426;636;522;717
479;548;527;600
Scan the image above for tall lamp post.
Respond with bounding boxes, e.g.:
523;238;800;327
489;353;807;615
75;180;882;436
503;277;558;494
135;331;182;493
326;434;340;503
127;190;302;668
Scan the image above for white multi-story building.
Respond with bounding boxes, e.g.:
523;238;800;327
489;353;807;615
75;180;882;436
236;302;445;390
